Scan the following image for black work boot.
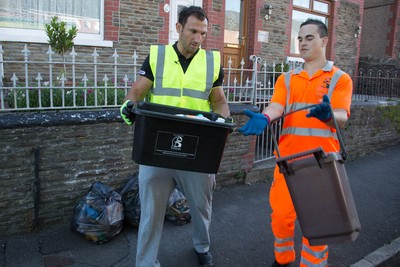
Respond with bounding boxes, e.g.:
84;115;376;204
196;251;214;267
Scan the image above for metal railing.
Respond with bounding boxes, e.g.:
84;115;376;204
0;44;139;111
1;44;399;163
222;55;288;107
0;45;289;112
222;55;288;163
352;68;399;101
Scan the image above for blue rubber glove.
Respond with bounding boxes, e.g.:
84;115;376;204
238;110;270;136
306;95;332;122
120;100;136;125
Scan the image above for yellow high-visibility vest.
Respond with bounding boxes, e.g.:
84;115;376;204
148;45;220;112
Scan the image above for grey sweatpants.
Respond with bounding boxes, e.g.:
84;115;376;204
135;164;216;267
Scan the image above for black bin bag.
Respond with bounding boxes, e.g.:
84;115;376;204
165;187;191;226
119;174;191;227
119;174;141;228
71;181;124;243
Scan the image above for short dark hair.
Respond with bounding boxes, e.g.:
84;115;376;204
300;18;328;38
178;6;208;27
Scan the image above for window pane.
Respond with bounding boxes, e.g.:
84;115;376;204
290;10;328;54
314;1;329;14
293;0;310;9
224;0;241;45
0;0;101;34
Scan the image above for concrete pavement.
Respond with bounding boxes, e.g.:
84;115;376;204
1;144;399;267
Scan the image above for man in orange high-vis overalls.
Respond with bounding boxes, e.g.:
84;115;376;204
239;19;353;267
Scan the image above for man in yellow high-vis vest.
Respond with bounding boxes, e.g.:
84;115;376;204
120;6;230;267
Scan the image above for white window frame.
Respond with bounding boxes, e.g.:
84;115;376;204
168;0;203;44
0;0;112;47
290;0;330;55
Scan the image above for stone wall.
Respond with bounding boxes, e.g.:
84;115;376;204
342;101;400;160
0;101;399;236
358;56;400;72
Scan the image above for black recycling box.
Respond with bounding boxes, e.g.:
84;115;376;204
131;102;235;174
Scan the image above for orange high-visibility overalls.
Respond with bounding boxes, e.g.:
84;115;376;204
269;61;353;266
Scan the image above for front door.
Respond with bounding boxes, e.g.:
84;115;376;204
223;0;248;68
168;0;203;44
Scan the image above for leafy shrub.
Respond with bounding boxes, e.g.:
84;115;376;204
45;16;77;65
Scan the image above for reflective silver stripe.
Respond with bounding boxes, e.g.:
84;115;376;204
293;64;304;74
154;45;166;91
302;244;328;259
275;245;295;253
152;87;181;96
300;256;328;267
275;236;294;244
287;102;314;112
205;50;214;93
183;88;209;100
281;127;338;139
284;72;292;113
152;87;212;99
327;69;344;98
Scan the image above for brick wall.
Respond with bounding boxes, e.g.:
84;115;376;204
104;0;120;41
333;1;362;70
202;0;225;52
0;101;398;236
257;0;292;62
360;0;392;59
360;0;400;61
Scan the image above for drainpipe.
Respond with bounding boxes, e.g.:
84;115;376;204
33;147;41;230
249;55;261;105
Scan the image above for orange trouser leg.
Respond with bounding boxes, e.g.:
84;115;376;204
300;237;329;267
269;167;296;264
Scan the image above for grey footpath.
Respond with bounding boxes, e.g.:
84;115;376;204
1;144;399;267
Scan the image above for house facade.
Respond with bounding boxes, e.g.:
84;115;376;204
359;0;400;72
1;0;367;79
360;0;400;60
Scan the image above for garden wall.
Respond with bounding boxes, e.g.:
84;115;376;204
0;101;399;236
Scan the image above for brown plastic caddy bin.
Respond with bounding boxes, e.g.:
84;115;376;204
269;104;361;246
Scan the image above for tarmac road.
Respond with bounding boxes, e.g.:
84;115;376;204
1;144;399;267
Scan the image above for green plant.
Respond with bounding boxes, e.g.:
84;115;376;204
6;85;127;109
44;16;78;75
381;104;400;133
236;170;245;180
274;63;289;73
273;63;289;81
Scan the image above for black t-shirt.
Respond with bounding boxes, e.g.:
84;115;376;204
139;43;224;87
